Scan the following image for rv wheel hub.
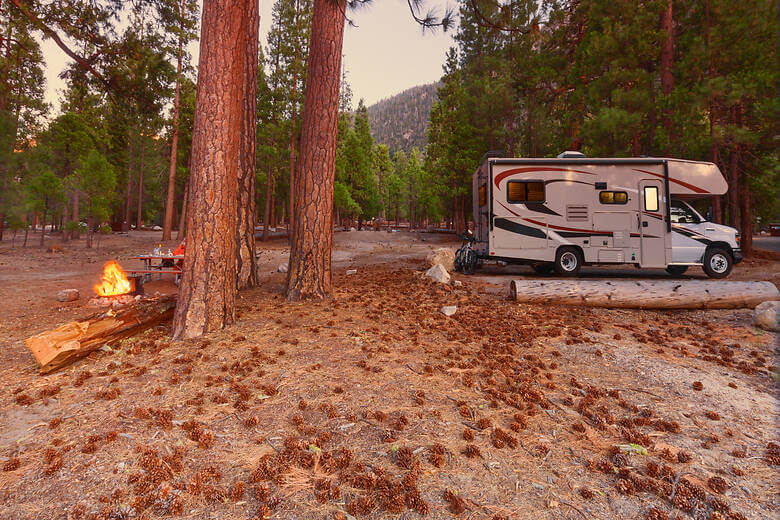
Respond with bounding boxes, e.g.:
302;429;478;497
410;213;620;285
561;252;578;271
710;253;728;273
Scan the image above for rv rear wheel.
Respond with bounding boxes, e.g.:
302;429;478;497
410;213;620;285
703;248;733;278
665;265;688;276
554;247;582;276
532;263;554;275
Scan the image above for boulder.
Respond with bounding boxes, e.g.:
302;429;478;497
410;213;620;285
426;248;455;272
277;264;288;273
56;289;80;302
349;227;356;232
440;305;457;317
346;269;357;275
753;301;780;332
424;263;450;284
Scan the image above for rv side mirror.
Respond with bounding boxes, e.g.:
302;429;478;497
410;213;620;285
705;208;712;222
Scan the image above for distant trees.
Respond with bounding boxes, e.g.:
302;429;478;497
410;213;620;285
424;0;778;255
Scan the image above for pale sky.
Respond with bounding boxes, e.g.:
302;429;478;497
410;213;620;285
41;0;456;115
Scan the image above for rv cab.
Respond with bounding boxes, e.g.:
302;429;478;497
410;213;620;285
470;154;741;278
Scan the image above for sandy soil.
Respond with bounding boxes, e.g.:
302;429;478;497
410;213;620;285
0;230;777;520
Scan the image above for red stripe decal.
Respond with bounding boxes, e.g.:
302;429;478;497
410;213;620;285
522;217;610;235
633;168;708;194
494;167;595;188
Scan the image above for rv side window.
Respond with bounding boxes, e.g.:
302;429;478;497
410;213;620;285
599;191;628;204
644;186;659;212
507;181;545;203
479;185;487;206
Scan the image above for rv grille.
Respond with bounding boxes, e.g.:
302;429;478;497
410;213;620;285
566;205;589;222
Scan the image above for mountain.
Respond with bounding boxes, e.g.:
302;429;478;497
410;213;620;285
366;82;440;155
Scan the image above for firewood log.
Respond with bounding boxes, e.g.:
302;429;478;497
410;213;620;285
26;296;176;374
509;280;779;309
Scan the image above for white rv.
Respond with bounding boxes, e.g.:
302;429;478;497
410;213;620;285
470;152;742;278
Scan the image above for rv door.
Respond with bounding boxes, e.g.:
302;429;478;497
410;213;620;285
638;179;667;268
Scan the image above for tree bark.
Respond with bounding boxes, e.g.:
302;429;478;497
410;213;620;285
172;0;250;339
509;279;779;309
727;105;740;229
176;181;188;240
236;0;259;290
162;0;187;242
136;135;145;229
39;208;46;247
288;0;301;246
286;0;346;301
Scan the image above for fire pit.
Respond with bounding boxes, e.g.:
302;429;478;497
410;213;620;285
90;261;144;308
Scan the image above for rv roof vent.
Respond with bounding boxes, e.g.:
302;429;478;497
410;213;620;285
566;204;589;222
557;151;586;158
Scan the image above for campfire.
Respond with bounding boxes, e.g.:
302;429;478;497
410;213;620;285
95;260;132;296
91;261;142;307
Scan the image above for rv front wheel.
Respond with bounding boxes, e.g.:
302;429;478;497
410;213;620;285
703;248;733;278
554;247;582;276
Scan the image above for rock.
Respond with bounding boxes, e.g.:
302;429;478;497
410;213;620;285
424;263;450;284
440;305;457;317
753;301;780;332
56;289;79;302
277;264;288;273
453;280;463;287
426;247;455;272
346;269;357;275
349;227;356;232
152;225;162;231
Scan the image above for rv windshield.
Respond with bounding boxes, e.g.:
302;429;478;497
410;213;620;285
671;200;704;224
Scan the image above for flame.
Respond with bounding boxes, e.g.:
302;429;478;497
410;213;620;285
95;260;132;296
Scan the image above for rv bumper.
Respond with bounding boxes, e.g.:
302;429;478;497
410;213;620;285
732;248;743;264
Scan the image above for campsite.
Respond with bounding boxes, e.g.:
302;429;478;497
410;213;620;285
1;1;778;519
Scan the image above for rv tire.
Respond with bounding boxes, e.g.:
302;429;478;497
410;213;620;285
554;247;582;276
703;247;733;278
665;265;688;276
532;263;554;275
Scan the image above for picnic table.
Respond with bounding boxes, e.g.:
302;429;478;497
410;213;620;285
128;254;184;282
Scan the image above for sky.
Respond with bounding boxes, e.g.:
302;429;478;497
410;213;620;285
40;0;456;115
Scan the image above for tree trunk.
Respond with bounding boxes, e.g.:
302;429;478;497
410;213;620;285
739;172;752;257
509;279;779;309
70;190;79;239
39;208;46;247
236;0;259;290
286;0;346;301
0;212;5;242
727;105;740;229
172;0;250;339
660;0;674;148
162;0;187;242
262;145;273;242
176;182;188;240
288;0;301;246
86;216;94;248
136;135;146;229
124;128;133;231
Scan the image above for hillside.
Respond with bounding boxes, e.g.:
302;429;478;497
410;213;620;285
366;82;440;155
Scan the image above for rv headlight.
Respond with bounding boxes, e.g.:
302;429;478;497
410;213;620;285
735;232;740;246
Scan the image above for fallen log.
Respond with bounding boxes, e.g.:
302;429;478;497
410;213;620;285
509;279;780;309
26;295;176;374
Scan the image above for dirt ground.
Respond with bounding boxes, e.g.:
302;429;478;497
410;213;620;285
0;230;778;520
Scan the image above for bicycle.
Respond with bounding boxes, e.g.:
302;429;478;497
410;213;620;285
454;233;477;275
